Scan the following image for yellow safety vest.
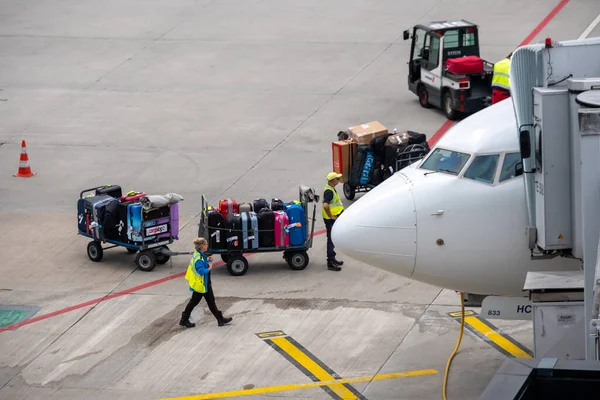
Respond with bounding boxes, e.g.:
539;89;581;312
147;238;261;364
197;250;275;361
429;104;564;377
322;184;344;219
185;251;207;293
492;58;511;91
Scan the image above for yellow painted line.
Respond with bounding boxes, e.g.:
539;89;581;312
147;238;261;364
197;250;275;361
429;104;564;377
463;316;532;359
271;336;357;399
160;369;438;400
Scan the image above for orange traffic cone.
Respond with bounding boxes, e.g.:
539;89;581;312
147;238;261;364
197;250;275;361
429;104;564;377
13;140;36;178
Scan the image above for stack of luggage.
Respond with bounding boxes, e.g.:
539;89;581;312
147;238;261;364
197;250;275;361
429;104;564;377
331;121;430;187
77;185;183;246
204;197;307;251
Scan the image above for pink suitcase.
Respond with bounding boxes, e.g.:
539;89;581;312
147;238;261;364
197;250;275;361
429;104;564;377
170;203;180;240
446;56;484;75
274;210;290;247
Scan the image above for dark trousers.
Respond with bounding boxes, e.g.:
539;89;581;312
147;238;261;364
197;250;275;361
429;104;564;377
183;286;221;320
324;218;336;262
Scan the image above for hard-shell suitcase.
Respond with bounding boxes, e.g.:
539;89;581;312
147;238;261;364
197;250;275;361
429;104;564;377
241;211;259;250
144;206;169;221
253;198;269;213
83;194;114;241
102;199;120;241
219;199;239;218
77;198;88;234
257;208;275;248
274;210;290;248
170;203;180;239
225;213;242;250
121;192;146;202
95;185;122;199
116;202;130;242
207;209;226;250
446;55;484;75
271;198;284;211
127;203;144;242
239;202;253;213
360;151;375;185
285;204;306;246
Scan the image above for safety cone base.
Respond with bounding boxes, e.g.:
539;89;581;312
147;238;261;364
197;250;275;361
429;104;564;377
13;171;36;178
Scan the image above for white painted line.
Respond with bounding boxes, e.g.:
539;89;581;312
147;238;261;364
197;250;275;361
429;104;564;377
578;13;600;40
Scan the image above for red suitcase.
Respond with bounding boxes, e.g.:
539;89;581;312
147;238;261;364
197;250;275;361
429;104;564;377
120;192;146;202
219;198;239;218
446;56;484;75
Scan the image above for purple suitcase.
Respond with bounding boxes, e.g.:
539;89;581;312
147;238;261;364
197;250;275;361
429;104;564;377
170;203;180;240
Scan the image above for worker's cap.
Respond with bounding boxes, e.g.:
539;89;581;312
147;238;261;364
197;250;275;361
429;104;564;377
327;172;342;181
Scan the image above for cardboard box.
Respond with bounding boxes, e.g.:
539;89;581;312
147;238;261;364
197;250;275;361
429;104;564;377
332;140;358;183
348;121;388;145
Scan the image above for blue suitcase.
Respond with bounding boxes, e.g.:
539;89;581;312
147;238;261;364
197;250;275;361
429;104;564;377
285;203;306;246
241;211;259;249
127;203;144;242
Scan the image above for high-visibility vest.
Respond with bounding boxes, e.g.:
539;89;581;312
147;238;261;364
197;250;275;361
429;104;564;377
492;58;511;91
185;251;207;293
322;184;344;219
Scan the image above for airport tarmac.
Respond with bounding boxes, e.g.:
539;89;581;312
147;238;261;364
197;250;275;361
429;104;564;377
1;1;600;399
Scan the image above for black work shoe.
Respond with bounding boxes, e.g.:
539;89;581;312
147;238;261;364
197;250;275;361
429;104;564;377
327;262;341;271
179;312;196;328
218;316;233;326
333;259;344;266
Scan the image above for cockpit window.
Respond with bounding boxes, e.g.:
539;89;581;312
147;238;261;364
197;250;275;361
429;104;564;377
420;148;471;175
499;152;523;182
463;154;499;184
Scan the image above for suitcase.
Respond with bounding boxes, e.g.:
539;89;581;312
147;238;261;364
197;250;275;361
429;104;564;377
77;198;88;234
95;185;122;199
121;192;146;202
225;213;242;250
116;202;130;242
253;198;269;213
207;209;226;250
407;131;427;145
170;203;180;240
145;217;170;240
284;204;306;246
271;198;284;211
274;210;290;248
144;206;170;221
446;56;484;75
359;151;375;185
127;203;144;242
83;195;116;241
102;199;121;241
239;202;253;213
219;199;239;218
257;208;275;248
241;211;259;250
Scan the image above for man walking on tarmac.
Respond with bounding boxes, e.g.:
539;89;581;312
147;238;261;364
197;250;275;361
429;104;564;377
491;53;512;104
322;172;344;271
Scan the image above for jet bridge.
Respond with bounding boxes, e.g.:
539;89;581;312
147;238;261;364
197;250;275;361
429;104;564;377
479;37;600;399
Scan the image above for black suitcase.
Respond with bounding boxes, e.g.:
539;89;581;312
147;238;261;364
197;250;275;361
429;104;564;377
407;131;428;145
116;202;131;242
102;200;120;240
225;213;243;251
207;209;226;250
253;198;269;213
95;185;122;199
144;206;170;221
271;198;284;211
257;208;275;248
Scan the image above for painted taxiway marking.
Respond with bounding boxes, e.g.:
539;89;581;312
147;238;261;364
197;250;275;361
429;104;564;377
448;311;533;359
257;331;365;399
160;369;438;400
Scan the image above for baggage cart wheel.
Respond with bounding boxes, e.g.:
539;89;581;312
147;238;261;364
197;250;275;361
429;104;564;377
155;246;170;265
286;251;309;270
135;250;157;272
87;241;103;262
343;182;355;200
221;254;229;263
126;248;137;254
227;255;248;276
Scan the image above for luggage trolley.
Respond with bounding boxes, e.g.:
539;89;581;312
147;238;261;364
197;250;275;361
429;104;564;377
77;188;187;272
342;143;430;200
198;185;319;276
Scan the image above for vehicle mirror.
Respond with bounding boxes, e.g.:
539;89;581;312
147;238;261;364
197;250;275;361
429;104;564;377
403;30;410;41
515;161;523;177
519;130;531;159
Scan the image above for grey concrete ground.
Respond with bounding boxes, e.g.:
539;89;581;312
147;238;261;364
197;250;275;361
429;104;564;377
1;1;599;399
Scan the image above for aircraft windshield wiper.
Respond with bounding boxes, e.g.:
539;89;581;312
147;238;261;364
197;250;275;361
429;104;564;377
424;168;457;176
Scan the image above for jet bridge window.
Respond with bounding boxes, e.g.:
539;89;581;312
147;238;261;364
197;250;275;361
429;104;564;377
463;154;499;184
499;152;523;182
420;148;471;175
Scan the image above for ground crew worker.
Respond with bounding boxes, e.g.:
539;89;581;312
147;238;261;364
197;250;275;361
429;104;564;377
491;53;512;104
322;172;344;271
179;237;233;328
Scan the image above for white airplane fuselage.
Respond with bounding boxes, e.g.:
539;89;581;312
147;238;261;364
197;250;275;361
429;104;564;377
332;98;581;296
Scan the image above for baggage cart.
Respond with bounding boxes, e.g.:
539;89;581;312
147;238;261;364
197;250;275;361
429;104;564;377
342;143;430;200
198;185;319;276
77;188;189;272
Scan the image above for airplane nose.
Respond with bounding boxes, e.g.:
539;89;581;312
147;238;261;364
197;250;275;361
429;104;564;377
332;174;417;278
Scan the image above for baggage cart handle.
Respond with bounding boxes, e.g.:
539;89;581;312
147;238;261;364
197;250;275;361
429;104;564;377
79;187;100;199
307;203;317;248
